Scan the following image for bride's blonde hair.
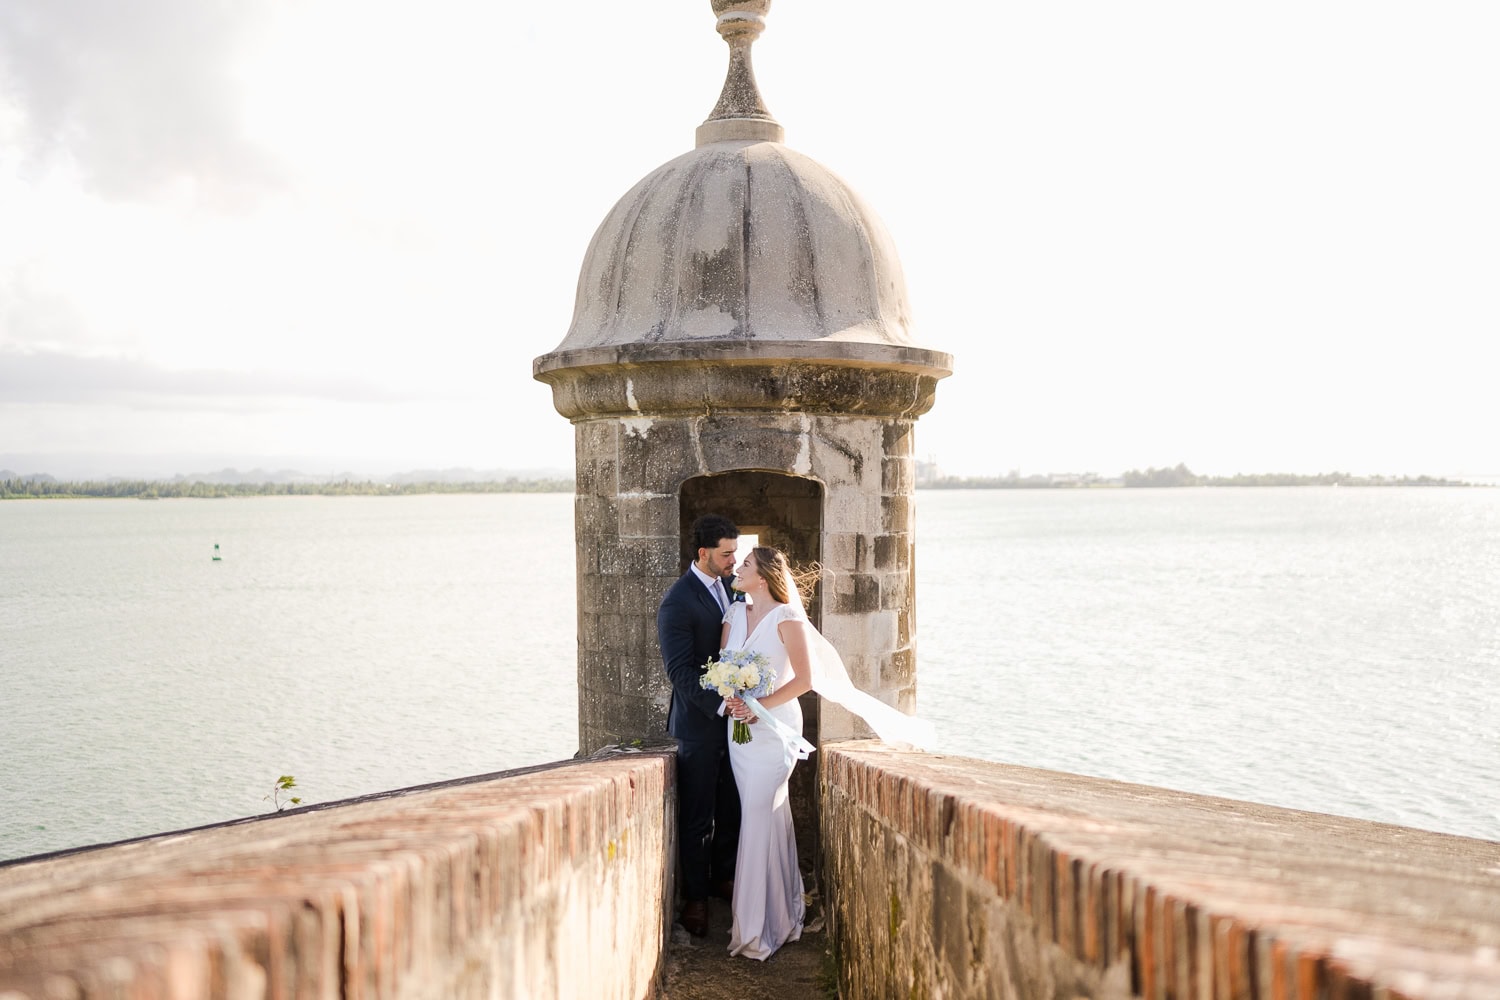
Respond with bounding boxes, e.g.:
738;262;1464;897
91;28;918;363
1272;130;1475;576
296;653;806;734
752;546;819;608
750;547;935;749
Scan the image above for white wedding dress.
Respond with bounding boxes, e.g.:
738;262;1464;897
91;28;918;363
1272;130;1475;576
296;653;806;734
723;600;806;960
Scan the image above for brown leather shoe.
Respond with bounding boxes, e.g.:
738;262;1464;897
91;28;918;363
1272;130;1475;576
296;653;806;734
711;879;734;901
680;900;708;937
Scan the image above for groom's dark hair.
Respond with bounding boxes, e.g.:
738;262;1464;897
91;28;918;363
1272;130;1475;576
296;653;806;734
690;514;739;554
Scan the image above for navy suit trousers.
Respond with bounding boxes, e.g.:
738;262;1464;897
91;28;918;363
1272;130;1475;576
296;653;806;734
675;735;740;901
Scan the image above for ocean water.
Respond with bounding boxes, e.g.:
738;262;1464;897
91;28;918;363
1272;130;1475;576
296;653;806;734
0;494;577;860
1;488;1496;861
917;487;1499;839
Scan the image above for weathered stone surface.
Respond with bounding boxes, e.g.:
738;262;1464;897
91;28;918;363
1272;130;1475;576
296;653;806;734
882;574;911;613
806;418;882;488
547;127;923;355
827;572;881;615
0;754;675;999
883;646;916;694
821;742;1500;1000
575;426;620;498
882;419;916;455
616;493;679;539
597;539;681;578
563;405;935;754
697;416;809;476
872;532;911;572
881;453;915;493
580;649;623;692
537;354;948;422
823;494;881;542
535;0;949;796
615;420;694;488
881;494;914;535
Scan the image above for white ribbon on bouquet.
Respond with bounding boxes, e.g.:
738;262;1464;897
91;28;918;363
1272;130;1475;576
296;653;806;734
740;693;816;763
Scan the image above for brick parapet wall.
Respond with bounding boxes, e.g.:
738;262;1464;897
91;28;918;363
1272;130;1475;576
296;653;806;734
820;742;1500;1000
0;752;674;999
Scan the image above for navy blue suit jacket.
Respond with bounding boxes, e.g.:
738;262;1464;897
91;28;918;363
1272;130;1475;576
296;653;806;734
658;570;730;744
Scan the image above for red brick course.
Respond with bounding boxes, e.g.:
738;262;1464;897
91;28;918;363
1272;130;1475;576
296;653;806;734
0;752;673;999
821;742;1500;1000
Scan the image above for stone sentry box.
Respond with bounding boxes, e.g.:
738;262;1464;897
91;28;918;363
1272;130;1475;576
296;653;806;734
533;0;951;853
536;368;948;752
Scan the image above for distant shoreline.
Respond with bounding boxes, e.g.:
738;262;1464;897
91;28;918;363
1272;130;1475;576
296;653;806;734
0;478;576;499
1;469;1484;499
924;474;1479;490
920;463;1480;490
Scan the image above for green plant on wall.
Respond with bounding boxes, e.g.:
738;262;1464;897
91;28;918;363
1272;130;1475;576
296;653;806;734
265;775;303;812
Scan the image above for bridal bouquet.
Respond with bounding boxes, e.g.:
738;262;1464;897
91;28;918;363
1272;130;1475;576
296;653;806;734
700;649;774;744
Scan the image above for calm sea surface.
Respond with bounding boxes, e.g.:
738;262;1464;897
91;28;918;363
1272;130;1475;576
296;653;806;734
2;488;1496;861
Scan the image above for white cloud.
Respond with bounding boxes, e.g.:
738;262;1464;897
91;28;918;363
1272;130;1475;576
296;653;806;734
0;0;284;204
0;0;1497;479
0;347;416;405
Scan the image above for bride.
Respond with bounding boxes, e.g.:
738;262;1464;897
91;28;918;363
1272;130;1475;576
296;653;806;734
719;546;813;960
720;545;937;960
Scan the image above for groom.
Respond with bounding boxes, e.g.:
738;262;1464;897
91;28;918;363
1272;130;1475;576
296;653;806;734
657;513;741;937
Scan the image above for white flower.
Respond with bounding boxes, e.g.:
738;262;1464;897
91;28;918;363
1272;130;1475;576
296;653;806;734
699;649;774;700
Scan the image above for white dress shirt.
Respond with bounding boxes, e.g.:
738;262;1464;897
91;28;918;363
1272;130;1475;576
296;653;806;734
689;562;730;716
689;562;728;614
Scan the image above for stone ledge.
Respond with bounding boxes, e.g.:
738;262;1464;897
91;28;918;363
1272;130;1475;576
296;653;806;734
820;742;1500;1000
0;752;675;999
538;360;946;422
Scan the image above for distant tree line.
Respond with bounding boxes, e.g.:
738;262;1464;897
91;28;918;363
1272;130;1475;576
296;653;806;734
1118;464;1472;488
918;463;1475;489
5;466;1476;499
922;475;1093;490
1;478;576;499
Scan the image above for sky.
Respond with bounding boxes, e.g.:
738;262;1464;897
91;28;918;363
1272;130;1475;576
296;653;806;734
1;1;1496;481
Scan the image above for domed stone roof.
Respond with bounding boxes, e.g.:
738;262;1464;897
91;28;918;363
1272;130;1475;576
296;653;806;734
557;137;915;352
535;0;949;405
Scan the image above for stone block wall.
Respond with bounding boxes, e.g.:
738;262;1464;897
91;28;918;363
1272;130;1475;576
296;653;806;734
821;742;1500;1000
0;752;674;999
572;407;923;755
817;418;918;743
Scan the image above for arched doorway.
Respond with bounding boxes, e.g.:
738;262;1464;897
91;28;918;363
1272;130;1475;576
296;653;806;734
678;471;824;877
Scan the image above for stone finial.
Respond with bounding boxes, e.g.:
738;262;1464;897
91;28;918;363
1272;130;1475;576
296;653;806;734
696;0;785;146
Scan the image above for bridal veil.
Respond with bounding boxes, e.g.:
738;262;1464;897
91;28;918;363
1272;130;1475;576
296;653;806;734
778;564;936;750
